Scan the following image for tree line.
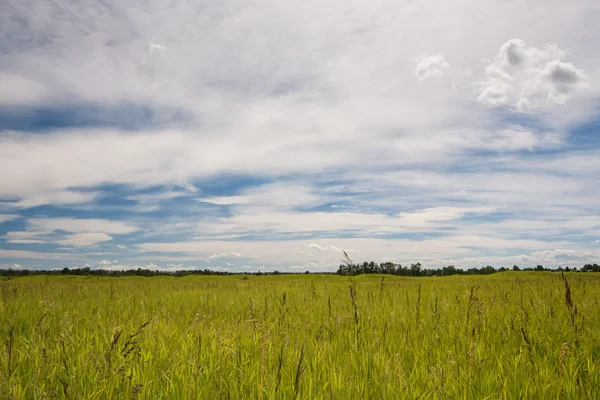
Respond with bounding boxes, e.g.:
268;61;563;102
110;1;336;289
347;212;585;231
336;261;600;276
0;263;599;278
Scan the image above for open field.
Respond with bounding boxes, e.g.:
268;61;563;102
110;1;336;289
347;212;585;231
1;273;600;399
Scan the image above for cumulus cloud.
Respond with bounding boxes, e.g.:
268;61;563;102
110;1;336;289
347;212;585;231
478;39;588;111
544;60;588;104
415;53;450;80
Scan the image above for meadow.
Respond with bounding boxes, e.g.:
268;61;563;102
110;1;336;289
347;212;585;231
1;272;599;399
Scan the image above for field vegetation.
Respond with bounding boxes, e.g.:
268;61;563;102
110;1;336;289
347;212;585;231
1;272;600;399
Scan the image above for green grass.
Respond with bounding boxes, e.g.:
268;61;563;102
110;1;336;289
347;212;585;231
1;272;600;399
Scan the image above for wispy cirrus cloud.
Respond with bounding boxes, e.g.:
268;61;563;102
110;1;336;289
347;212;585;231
4;218;138;247
57;232;113;247
0;215;19;224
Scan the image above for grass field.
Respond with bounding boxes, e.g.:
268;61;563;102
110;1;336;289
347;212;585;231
1;272;599;399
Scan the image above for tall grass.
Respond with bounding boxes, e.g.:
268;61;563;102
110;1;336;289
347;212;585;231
1;272;600;398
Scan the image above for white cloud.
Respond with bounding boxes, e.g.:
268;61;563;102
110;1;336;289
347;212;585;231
5;218;136;247
531;248;596;263
206;252;243;261
57;233;113;247
2;1;597;207
0;72;47;105
0;263;24;270
0;249;77;260
127;191;188;202
478;39;588;111
3;231;46;244
445;248;600;269
397;206;492;226
240;183;324;211
6;239;45;244
544;60;588;104
27;218;138;234
126;190;190;212
294;250;313;256
142;42;166;65
134;235;580;270
515;97;532;113
192;203;494;239
0;215;19;224
197;196;249;206
11;190;100;209
308;243;354;253
100;263;159;271
180;181;199;193
415;53;450;80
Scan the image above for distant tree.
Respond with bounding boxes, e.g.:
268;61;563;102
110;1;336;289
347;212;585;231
512;265;520;271
442;265;457;276
481;265;496;274
361;262;368;274
381;262;396;274
410;263;422;276
582;263;600;272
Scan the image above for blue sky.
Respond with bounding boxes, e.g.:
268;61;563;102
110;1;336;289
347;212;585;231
1;0;599;272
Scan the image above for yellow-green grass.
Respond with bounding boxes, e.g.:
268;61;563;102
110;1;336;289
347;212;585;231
1;272;600;399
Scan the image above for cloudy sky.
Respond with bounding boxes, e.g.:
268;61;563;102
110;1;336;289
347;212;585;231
1;0;599;272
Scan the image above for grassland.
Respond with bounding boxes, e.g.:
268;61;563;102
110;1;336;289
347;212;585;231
1;272;599;399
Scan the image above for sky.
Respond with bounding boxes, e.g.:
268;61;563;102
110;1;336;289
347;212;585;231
1;0;600;272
